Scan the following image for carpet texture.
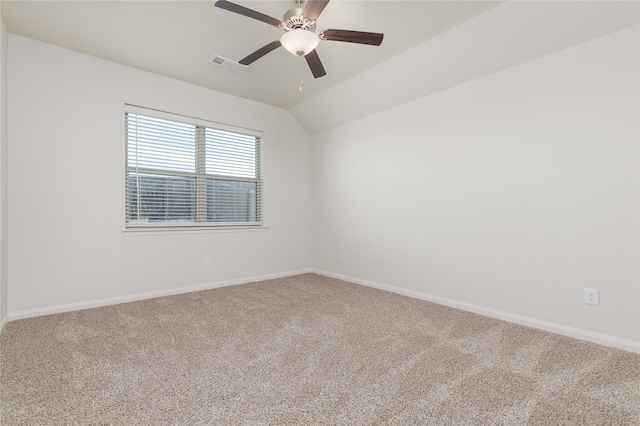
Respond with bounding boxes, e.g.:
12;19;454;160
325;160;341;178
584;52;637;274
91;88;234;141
1;273;639;425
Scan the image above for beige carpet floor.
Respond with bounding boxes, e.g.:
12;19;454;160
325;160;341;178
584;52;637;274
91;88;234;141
1;273;639;425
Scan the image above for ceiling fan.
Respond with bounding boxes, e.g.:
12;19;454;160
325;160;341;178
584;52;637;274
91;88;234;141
215;0;384;78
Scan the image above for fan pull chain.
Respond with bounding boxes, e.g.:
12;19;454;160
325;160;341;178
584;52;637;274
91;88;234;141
299;78;304;93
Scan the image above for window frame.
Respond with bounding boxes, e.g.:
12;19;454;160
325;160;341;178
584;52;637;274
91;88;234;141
124;105;264;231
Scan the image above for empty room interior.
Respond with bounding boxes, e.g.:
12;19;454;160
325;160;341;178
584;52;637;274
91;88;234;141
0;0;639;424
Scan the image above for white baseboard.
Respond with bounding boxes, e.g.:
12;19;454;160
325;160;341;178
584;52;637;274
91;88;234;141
7;268;639;354
0;314;7;336
311;269;640;354
7;268;314;322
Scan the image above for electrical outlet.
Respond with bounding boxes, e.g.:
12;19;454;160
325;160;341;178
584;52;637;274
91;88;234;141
337;251;344;262
584;288;599;305
204;257;211;268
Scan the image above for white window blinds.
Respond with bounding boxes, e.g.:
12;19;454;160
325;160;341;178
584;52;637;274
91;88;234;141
125;105;263;228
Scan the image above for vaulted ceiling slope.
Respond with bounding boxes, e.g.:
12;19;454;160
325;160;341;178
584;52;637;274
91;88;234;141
2;1;639;134
292;1;640;134
0;1;502;108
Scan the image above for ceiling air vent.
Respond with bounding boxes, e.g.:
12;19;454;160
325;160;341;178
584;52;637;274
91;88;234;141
209;55;249;73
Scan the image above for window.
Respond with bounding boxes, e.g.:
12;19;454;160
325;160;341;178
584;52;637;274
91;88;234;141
125;105;263;228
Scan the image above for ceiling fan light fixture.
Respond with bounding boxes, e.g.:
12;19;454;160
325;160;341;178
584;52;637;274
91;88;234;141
280;29;319;57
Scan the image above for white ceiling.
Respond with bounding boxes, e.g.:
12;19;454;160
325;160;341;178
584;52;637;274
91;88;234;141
0;0;502;109
291;0;640;133
2;1;638;134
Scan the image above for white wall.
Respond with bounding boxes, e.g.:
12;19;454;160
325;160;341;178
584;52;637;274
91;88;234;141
312;26;640;347
0;14;8;327
7;35;312;316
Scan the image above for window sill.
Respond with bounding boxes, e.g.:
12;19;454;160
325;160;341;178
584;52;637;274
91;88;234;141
122;225;268;236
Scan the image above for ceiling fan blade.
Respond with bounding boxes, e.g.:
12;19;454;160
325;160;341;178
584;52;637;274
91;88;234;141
239;41;282;65
305;50;326;78
321;29;384;46
303;0;330;21
215;0;283;28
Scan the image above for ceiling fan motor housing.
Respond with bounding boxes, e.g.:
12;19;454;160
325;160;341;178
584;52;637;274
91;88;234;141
283;7;316;31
